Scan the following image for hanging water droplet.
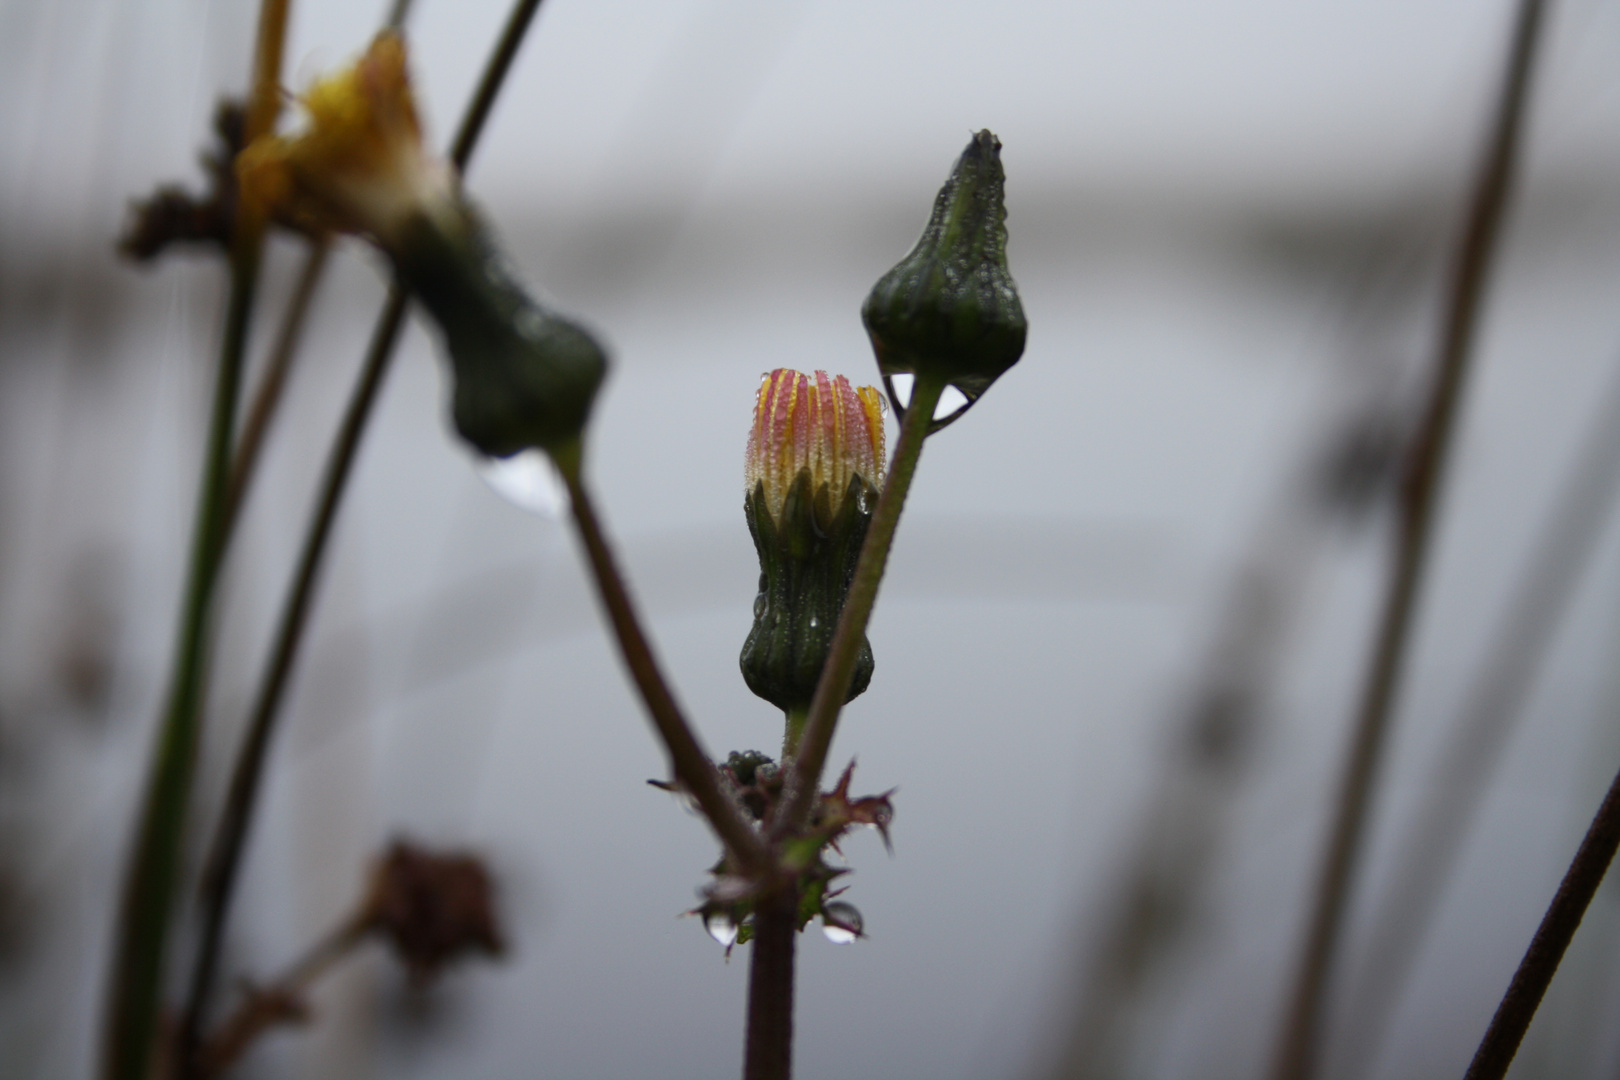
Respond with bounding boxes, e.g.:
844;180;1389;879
935;384;969;420
821;902;863;944
808;616;818;629
476;449;568;518
704;910;739;948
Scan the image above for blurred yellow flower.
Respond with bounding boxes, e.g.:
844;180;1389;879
236;32;454;244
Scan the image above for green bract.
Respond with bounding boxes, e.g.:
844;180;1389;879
740;471;876;714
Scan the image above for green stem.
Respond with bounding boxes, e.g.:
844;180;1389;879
102;245;260;1080
178;0;550;1067
101;2;290;1073
557;456;770;871
782;706;809;762
773;374;943;834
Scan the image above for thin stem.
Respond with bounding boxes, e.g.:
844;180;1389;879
782;706;809;762
1462;759;1620;1080
743;886;799;1080
226;239;331;529
179;0;549;1065
194;914;371;1079
1266;2;1548;1078
1338;349;1620;1074
558;459;770;871
177;284;409;1076
775;374;943;834
101;4;289;1078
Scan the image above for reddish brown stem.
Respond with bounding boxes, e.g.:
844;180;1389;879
744;887;799;1080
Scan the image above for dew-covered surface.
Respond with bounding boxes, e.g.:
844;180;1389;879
6;3;1620;1079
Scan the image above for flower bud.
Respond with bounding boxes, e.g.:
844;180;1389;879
740;370;886;714
392;208;607;458
860;130;1026;423
237;32;605;458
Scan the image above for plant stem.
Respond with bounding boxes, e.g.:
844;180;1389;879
1462;759;1620;1080
783;706;808;761
1337;349;1620;1074
775;374;943;834
179;0;550;1065
177;284;409;1077
194;914;371;1079
743;885;799;1080
742;377;942;1080
101;4;289;1078
557;457;770;871
226;239;331;529
1266;3;1547;1078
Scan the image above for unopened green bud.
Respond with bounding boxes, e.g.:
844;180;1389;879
861;130;1026;420
740;369;887;713
394;206;606;459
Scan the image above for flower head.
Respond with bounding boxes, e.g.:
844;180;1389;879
746;369;886;525
236;32;454;245
740;370;886;715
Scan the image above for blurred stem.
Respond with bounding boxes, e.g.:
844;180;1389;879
194;914;371;1079
384;0;415;30
1462;759;1620;1080
101;3;288;1078
179;0;550;1069
226;239;331;528
177;283;409;1079
1338;349;1620;1074
556;453;770;872
775;374;943;835
744;885;799;1080
1266;2;1548;1079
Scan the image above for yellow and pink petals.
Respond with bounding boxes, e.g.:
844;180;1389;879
746;368;887;522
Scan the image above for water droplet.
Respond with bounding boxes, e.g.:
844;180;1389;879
704;911;739;947
808;617;818;629
476;449;567;518
821;902;863;944
935;384;969;420
515;306;546;340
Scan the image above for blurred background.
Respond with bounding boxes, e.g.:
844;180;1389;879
4;0;1620;1077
